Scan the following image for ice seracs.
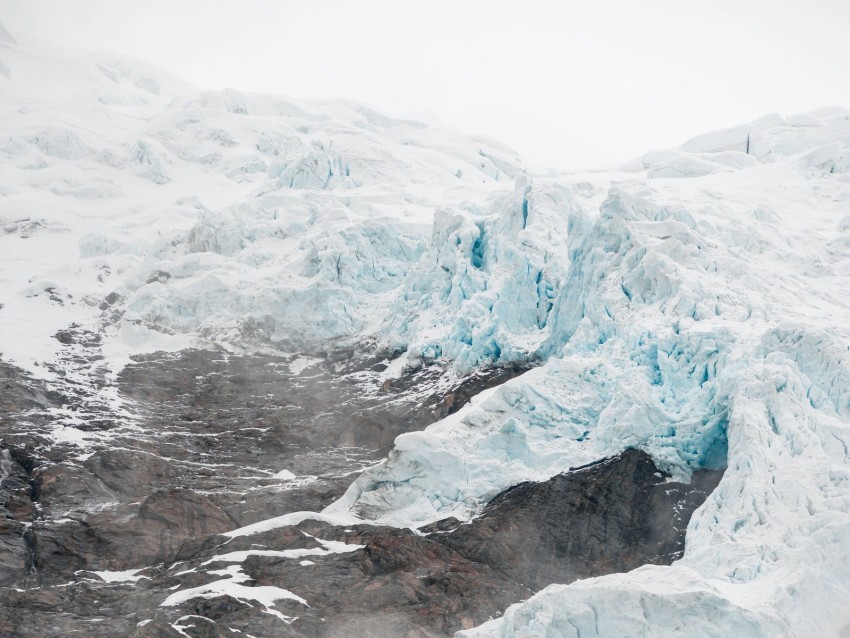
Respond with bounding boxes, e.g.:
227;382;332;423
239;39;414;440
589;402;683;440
331;112;850;635
381;176;575;371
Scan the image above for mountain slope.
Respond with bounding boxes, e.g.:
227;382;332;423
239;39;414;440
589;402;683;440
0;24;523;379
1;20;850;638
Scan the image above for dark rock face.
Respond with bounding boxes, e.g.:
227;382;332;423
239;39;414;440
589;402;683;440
196;451;720;638
133;489;235;563
0;346;722;638
440;450;723;592
0;449;34;587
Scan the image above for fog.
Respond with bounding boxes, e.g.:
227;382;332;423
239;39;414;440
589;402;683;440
3;0;850;169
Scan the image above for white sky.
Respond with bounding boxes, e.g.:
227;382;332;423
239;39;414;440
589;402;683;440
2;0;850;170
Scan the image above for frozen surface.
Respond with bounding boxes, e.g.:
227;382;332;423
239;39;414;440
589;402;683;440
160;536;363;623
2;21;850;637
223;511;361;539
205;537;364;564
161;563;306;623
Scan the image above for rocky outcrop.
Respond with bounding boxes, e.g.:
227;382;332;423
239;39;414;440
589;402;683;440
0;349;722;637
1;450;720;637
204;451;720;637
0;449;35;587
439;449;723;591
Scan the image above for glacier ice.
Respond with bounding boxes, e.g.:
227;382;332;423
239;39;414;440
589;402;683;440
329;118;850;635
380;176;574;371
460;566;791;638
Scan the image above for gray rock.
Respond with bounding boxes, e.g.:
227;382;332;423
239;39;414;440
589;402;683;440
0;347;721;638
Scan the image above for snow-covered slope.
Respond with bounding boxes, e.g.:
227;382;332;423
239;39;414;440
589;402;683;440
3;20;850;638
0;25;523;378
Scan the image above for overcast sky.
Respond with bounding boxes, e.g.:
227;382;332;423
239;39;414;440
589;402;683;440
2;0;849;170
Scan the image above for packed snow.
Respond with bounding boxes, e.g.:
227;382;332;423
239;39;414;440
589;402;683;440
161;563;306;623
204;536;364;564
89;568;149;584
160;535;363;623
2;20;850;637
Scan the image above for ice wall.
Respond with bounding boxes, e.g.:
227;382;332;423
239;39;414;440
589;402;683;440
331;113;850;636
381;177;574;371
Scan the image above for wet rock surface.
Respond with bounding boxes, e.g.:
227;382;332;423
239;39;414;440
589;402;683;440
0;346;722;637
439;450;723;592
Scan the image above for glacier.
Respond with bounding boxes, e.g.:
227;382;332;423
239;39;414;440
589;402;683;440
330;113;850;635
1;20;850;638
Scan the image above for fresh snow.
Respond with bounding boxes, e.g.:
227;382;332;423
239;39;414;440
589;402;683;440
2;20;850;638
223;511;361;539
202;537;364;566
0;27;523;379
89;568;149;584
160;562;306;624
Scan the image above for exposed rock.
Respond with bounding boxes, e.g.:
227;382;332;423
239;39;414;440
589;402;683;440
0;449;34;587
134;619;186;637
0;348;721;637
133;489;234;563
83;449;178;499
440;449;723;591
